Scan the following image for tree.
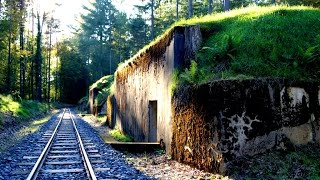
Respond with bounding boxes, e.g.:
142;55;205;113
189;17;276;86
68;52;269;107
176;0;179;19
128;15;148;55
58;39;89;104
45;16;59;102
34;11;46;101
151;0;155;39
19;0;26;98
81;0;119;81
208;0;213;14
188;0;193;18
224;0;230;11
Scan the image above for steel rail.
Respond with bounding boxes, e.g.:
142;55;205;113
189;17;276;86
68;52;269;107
26;108;67;180
68;109;97;180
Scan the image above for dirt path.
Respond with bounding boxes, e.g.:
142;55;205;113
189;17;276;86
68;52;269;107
80;114;229;180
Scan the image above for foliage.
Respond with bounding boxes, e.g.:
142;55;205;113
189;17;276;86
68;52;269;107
170;70;180;96
90;75;114;107
0;94;48;120
79;0;124;82
109;129;133;142
1;0;320;105
58;38;89;104
96;115;106;123
174;6;320;84
180;60;213;85
78;96;88;105
90;75;114;90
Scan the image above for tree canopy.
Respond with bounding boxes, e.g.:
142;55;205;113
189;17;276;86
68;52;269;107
0;0;319;103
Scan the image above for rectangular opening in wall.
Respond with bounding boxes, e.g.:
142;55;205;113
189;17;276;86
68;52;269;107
148;100;158;142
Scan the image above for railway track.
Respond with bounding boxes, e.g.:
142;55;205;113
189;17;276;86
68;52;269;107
1;108;150;179
19;108;98;179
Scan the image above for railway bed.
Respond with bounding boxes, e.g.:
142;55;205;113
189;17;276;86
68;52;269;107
0;109;150;179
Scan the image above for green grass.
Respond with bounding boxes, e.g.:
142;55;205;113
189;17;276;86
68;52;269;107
121;5;320;87
175;5;320;85
109;129;133;142
0;95;48;122
96;115;106;123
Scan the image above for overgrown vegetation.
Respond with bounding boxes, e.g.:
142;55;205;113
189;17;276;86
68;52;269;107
0;95;48;125
109;129;133;142
90;75;114;107
96;115;106;123
229;144;320;179
172;6;320;86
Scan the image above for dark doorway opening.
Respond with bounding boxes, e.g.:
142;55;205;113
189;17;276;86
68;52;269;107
148;101;157;142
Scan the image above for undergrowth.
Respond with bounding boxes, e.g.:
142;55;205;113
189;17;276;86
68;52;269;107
109;129;133;142
89;75;114;107
96;115;106;123
0;95;48;123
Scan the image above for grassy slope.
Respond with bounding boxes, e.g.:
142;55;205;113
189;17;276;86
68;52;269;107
174;5;320;85
176;6;320;178
117;6;320;85
0;95;48;126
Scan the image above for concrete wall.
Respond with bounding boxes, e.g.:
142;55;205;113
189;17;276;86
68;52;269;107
171;79;320;173
89;88;105;116
113;26;202;152
89;88;96;115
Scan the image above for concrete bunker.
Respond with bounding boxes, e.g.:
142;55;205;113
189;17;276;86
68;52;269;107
112;25;202;152
109;25;320;174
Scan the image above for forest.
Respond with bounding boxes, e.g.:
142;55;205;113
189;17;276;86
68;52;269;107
0;0;319;104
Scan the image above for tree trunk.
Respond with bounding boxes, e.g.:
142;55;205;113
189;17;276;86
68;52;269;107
19;0;25;99
7;16;12;93
176;0;179;20
224;0;230;11
30;5;35;99
109;8;112;75
35;12;42;101
188;0;193;19
99;30;103;78
55;41;58;101
151;0;154;39
48;29;51;103
208;0;213;14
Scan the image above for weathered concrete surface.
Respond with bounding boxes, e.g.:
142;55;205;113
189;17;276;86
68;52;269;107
89;75;114;116
89;88;99;116
113;26;202;152
106;95;116;128
89;88;106;116
171;79;320;173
